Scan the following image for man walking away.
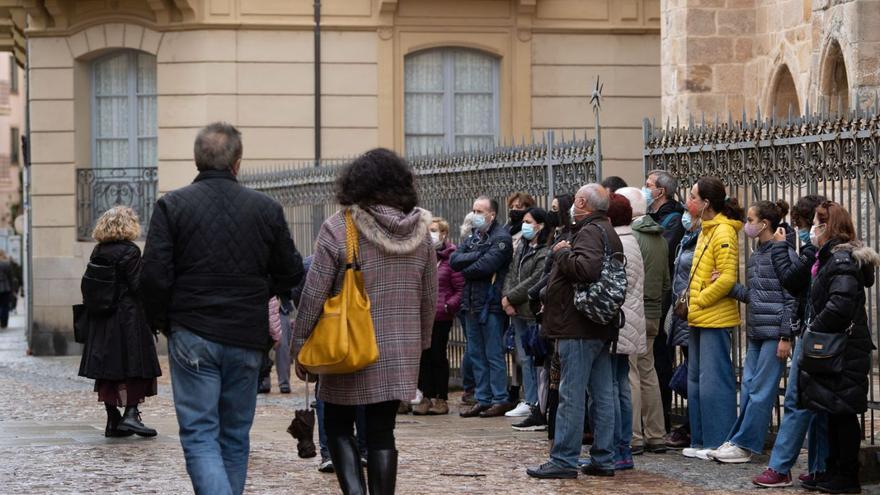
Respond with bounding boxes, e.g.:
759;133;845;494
142;122;304;495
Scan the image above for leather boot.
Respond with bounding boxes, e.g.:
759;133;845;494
367;449;398;495
104;403;133;438
817;463;861;494
117;406;158;437
327;435;366;495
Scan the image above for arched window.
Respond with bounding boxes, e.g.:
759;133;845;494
92;50;157;168
404;48;499;155
769;64;800;120
821;40;849;114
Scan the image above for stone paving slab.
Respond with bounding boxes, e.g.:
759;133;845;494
1;321;879;494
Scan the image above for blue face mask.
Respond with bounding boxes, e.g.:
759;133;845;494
681;211;694;231
798;229;811;246
642;187;656;208
521;223;537;240
472;214;486;230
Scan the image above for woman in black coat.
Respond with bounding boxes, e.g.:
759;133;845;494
79;207;162;438
798;201;879;493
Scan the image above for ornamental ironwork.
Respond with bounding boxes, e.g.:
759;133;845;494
76;167;158;241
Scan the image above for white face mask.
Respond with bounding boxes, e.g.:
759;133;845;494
430;231;441;246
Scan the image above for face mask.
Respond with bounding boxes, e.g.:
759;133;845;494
681;211;694;231
521;223;537;240
569;205;577;223
810;224;825;246
798;229;811;246
642;187;656;208
430;231;441;246
744;221;765;239
509;209;525;224
472;214;487;231
546;211;560;228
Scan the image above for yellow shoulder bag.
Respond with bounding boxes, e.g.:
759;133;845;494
297;209;379;374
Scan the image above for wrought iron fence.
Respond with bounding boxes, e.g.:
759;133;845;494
241;134;597;384
643;109;880;441
76;167;158;241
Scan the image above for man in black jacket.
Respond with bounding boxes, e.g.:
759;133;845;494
451;196;514;419
141;122;303;495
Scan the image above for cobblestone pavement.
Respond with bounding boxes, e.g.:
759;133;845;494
1;318;878;494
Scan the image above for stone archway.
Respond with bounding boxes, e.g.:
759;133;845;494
820;39;850;114
769;64;800;121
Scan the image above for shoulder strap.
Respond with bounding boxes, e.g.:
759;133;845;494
586;222;612;256
660;212;682;230
686;229;716;288
344;209;359;267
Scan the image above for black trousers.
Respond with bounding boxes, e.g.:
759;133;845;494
826;413;861;477
325;400;399;451
0;291;10;328
418;321;452;399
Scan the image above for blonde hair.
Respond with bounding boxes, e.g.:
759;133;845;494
431;217;449;236
92;206;141;243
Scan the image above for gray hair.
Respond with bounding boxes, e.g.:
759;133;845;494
194;122;243;171
578;183;610;212
648;169;678;199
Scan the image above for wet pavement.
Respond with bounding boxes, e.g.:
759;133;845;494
1;316;878;494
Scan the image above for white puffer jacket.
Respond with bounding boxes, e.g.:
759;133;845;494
615;226;647;355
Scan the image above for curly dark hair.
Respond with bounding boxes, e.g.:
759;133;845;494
791;194;826;229
335;148;419;213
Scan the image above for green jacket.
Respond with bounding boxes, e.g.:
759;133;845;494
502;241;549;319
631;215;670;321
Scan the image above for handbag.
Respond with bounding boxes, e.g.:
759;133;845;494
669;362;688;398
673;231;715;320
524;322;550;362
799;324;852;375
297;210;379;374
573;224;627;326
72;304;88;344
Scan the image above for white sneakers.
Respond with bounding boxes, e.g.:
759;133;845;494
409;389;424;405
682;447;713;460
505;401;532;417
708;442;752;464
683;442;752;463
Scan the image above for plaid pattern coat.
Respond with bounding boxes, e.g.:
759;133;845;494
293;205;438;405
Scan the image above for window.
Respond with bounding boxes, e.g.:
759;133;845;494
10;127;18;164
404;48;499;155
91;50;157;168
9;56;17;94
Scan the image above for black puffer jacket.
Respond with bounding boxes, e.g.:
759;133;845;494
729;240;798;340
798;239;880;415
770;240;819;329
141;169;304;351
449;220;513;314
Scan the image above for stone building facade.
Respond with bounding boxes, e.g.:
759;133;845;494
662;0;880;123
0;0;662;355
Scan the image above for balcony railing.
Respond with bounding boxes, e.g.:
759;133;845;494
76;167;158;241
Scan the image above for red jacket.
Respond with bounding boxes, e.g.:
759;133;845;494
435;242;465;321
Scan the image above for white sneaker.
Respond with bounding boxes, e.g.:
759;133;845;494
711;443;752;464
695;449;713;460
682;447;700;458
409;389;423;405
505;401;532;417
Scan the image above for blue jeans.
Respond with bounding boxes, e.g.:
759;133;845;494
464;312;509;405
688;327;737;450
512;317;538;405
612;354;633;453
728;339;786;453
459;313;475;391
317;394;368;460
550;339;614;470
169;328;263;495
768;336;828;475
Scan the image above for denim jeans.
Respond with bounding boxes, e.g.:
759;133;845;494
512;317;538;405
612;354;633;453
550;338;614;470
728;338;786;453
688;327;737;450
275;308;292;388
458;313;475;392
169;328;263;495
464;312;509;405
768;336;828;475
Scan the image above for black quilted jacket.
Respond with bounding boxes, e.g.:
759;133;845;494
141;169;304;350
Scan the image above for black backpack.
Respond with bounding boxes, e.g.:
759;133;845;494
81;256;119;315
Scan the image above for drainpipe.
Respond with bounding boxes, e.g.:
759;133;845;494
23;35;32;352
314;0;321;165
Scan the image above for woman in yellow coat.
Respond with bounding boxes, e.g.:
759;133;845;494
680;177;744;460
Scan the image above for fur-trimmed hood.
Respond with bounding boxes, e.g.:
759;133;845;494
350;204;433;255
831;240;879;288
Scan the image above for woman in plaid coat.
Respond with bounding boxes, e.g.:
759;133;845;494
293;148;438;495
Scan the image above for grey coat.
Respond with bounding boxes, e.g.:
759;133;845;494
666;229;698;348
730;240;798;340
502;241;549;319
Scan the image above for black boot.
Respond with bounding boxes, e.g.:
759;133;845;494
327;435;366;495
367;449;398;495
104;403;133;438
117;406;158;437
817;464;861;494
